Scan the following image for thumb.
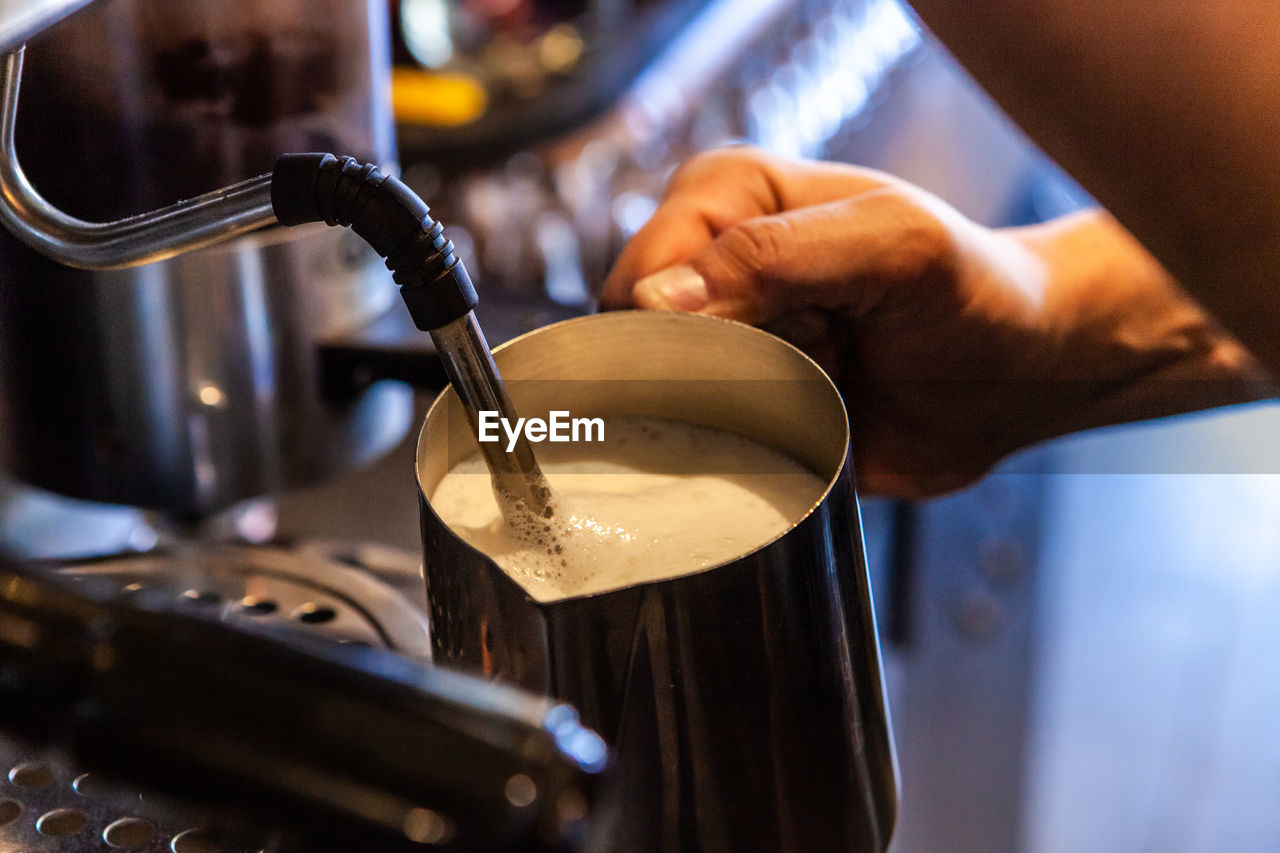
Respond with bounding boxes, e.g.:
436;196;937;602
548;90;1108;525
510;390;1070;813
631;264;712;312
630;213;797;323
632;189;929;324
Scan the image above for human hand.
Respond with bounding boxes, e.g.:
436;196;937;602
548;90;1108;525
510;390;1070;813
601;147;1267;496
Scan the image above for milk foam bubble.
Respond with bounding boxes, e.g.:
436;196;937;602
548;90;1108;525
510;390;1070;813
429;416;828;601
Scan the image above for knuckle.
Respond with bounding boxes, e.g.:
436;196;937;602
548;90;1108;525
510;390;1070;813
668;145;769;189
721;215;794;277
871;188;960;281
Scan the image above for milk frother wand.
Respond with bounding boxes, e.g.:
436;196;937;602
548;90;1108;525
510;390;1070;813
270;153;557;521
0;42;553;518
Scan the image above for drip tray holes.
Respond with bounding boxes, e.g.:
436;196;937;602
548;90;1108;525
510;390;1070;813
72;772;120;798
103;816;156;847
36;807;89;836
8;762;53;788
238;596;278;616
292;603;337;624
170;827;228;852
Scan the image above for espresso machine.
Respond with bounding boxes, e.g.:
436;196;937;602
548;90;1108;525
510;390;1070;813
0;1;907;849
0;0;408;519
0;2;615;849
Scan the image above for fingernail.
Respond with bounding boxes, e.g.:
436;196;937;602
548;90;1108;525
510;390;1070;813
633;265;709;311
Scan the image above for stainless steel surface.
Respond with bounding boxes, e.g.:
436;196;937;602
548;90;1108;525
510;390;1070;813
0;0;93;54
885;462;1048;853
429;312;553;519
0;0;405;515
0;49;277;269
0;540;430;852
0;0;401;269
0;47;276;269
52;542;432;657
10;0;394;223
0;746;263;852
417;311;898;852
0;223;411;514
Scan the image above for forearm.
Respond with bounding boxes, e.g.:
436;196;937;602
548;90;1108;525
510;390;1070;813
1008;210;1272;441
909;0;1280;376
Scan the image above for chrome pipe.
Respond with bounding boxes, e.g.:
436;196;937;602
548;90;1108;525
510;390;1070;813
429;311;554;520
0;46;277;270
0;0;96;54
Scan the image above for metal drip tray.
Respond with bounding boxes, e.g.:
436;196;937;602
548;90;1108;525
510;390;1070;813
52;543;430;659
0;747;256;852
1;541;432;852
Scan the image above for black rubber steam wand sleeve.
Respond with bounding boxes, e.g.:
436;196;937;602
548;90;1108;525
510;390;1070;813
270;153;478;332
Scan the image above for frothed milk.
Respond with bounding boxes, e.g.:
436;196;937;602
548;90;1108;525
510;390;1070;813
430;416;827;601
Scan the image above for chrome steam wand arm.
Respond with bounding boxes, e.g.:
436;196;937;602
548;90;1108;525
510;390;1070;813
0;41;553;515
0;46;278;270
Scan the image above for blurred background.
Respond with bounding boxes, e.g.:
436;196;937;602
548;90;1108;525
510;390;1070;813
3;0;1280;850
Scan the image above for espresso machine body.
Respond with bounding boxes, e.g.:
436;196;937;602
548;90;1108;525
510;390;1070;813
0;0;408;515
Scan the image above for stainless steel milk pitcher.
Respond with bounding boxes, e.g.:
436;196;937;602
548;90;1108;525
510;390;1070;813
417;311;898;852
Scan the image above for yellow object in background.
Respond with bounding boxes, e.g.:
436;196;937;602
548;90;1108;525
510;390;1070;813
392;68;488;127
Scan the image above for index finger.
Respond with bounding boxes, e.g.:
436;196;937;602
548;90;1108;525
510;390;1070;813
600;151;894;309
600;199;719;309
